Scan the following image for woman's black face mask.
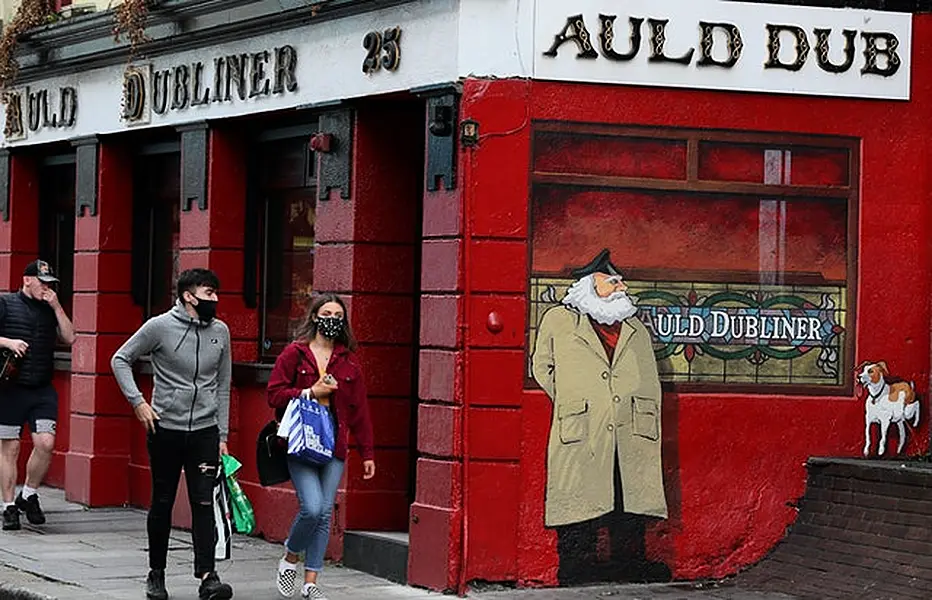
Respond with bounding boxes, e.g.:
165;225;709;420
315;316;345;339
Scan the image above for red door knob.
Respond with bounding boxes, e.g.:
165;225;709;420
487;311;504;334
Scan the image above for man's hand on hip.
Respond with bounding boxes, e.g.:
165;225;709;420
133;402;159;433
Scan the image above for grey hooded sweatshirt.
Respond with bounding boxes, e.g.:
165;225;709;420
111;301;231;441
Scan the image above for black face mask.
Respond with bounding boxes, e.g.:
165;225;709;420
192;297;217;323
315;316;345;339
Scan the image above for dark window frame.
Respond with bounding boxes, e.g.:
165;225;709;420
246;122;318;363
131;141;182;321
37;156;76;353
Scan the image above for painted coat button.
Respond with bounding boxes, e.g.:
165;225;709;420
601;371;609;379
607;424;615;431
613;396;621;403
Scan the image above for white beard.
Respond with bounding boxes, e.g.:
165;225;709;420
561;274;638;326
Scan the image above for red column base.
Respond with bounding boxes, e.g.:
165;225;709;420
408;503;461;592
64;452;129;506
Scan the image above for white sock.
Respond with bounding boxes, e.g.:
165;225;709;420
4;502;13;509
20;485;37;499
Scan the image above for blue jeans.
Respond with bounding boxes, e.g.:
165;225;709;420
285;457;345;571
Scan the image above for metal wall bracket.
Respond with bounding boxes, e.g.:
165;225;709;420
317;109;353;200
178;122;209;211
425;92;458;192
72;136;99;217
0;150;9;222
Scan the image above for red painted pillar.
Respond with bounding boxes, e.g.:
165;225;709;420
169;124;249;527
409;80;532;591
0;153;39;291
178;127;250;340
177;124;250;445
409;92;464;592
315;103;422;559
66;139;136;506
459;79;530;584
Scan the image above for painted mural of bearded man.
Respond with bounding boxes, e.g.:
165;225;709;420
531;249;670;584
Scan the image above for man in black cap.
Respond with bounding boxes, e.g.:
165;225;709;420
531;249;669;584
0;260;75;531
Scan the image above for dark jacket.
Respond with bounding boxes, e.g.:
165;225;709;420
267;341;375;461
0;292;58;388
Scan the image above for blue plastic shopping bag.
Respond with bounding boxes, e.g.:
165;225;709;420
281;397;335;465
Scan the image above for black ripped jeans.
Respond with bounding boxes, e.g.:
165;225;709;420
147;424;220;578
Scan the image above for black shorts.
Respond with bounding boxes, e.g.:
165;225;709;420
0;384;58;439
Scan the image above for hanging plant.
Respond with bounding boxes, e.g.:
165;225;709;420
0;0;55;93
113;0;155;59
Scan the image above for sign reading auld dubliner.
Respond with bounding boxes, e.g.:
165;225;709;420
639;306;842;347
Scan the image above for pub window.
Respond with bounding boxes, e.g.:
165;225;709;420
37;158;76;334
131;147;181;320
248;131;317;360
528;122;857;394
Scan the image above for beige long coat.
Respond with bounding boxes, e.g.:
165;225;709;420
531;306;667;527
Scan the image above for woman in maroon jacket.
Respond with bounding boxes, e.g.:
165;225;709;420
267;294;375;600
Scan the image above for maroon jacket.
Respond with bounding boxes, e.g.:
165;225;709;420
267;341;375;462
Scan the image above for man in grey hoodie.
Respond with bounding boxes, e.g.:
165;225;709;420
111;268;234;600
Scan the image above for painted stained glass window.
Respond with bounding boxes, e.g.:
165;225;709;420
528;123;857;394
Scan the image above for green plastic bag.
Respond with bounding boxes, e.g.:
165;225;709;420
222;454;256;535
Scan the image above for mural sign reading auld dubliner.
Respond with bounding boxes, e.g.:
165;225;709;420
641;305;841;347
535;0;912;100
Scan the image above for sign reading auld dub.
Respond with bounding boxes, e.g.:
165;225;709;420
535;0;912;100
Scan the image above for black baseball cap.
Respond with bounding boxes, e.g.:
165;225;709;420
23;260;60;284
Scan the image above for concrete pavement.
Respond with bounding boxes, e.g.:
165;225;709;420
0;488;795;600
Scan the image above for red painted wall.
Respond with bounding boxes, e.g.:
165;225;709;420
451;13;932;587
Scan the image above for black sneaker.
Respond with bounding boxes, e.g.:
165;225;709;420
198;572;233;600
2;505;20;531
15;492;45;525
146;569;169;600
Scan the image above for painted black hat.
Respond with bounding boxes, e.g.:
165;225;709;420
570;248;621;279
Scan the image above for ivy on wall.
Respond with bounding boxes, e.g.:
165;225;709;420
0;0;56;93
112;0;154;58
0;0;155;96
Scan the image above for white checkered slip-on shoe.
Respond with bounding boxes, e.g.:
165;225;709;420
277;558;299;597
302;583;328;600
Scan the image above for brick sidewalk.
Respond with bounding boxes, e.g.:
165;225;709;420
0;488;795;600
